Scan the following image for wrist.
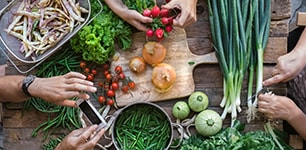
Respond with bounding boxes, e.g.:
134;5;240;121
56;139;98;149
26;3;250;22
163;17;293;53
22;75;36;97
287;107;305;123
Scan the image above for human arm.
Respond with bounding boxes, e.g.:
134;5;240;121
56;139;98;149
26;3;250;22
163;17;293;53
55;125;105;150
104;0;153;32
0;72;97;107
162;0;197;28
258;94;306;140
263;28;306;86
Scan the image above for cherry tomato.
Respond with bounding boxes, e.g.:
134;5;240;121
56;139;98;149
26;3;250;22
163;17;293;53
107;99;114;106
87;74;94;81
98;81;104;87
105;73;112;81
98;96;105;104
102;63;110;70
121;85;129;93
91;69;97;75
103;70;110;76
128;81;136;89
80;61;86;69
111;82;119;90
84;67;90;73
118;72;125;80
115;65;123;74
104;84;110;90
107;89;115;97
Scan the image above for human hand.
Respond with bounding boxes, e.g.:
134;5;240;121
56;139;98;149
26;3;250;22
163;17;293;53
257;94;298;121
119;9;153;32
29;72;97;107
162;0;197;28
263;50;306;86
55;125;105;150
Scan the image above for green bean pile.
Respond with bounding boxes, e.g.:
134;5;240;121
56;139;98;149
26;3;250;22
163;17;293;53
23;45;82;141
114;104;171;150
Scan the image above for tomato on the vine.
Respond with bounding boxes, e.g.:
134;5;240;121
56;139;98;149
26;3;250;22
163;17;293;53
102;63;110;70
98;82;104;87
107;99;114;106
80;61;86;69
87;74;94;81
84;68;90;73
118;72;125;80
111;82;119;90
105;73;112;81
107;89;115;97
115;65;123;74
128;81;136;89
91;69;97;75
98;96;105;104
121;85;129;93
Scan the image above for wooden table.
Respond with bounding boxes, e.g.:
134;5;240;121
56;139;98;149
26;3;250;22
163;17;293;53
2;0;291;149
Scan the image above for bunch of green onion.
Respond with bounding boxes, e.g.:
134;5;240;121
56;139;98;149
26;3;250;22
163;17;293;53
207;0;270;125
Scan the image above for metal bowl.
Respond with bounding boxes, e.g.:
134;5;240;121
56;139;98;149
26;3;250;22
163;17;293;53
0;0;91;64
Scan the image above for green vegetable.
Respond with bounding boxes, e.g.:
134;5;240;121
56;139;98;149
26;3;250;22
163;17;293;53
70;0;132;64
172;101;190;120
176;120;294;150
195;109;222;137
114;104;171;149
188;91;209;112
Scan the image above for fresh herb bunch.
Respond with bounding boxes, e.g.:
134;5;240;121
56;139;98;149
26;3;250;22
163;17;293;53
175;120;293;150
70;0;132;64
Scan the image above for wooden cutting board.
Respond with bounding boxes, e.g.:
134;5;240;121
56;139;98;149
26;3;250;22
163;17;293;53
111;27;218;107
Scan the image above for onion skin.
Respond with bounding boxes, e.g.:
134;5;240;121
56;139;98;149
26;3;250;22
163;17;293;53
129;56;146;73
142;42;166;65
151;63;176;93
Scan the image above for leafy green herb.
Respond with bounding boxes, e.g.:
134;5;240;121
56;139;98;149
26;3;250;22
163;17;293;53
70;0;132;64
175;120;294;150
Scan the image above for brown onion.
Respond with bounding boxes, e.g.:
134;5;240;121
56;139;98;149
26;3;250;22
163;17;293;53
151;63;176;93
142;42;166;65
129;56;146;73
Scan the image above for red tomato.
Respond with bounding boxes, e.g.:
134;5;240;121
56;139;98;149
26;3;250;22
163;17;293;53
142;8;151;17
151;5;160;18
107;99;114;106
87;74;94;81
128;81;136;89
91;69;97;75
107;89;115;97
98;96;105;104
84;67;90;73
80;61;86;69
98;81;104;87
111;82;119;90
105;73;112;81
146;29;154;37
118;72;125;80
102;63;110;70
121;85;129;93
115;65;123;74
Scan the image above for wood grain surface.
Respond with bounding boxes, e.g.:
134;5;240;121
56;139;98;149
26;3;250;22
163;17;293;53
111;27;218;106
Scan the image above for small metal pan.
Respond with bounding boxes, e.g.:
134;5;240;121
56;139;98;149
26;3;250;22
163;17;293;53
0;0;91;64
